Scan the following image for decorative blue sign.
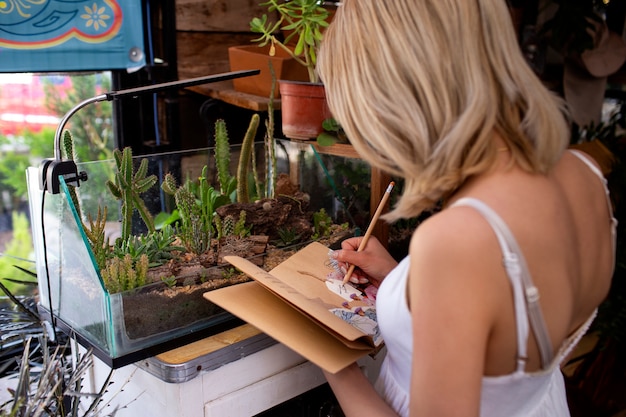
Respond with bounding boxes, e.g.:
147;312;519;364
0;0;145;72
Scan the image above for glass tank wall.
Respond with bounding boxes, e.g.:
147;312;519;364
26;140;370;366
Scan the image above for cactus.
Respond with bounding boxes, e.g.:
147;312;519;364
234;210;250;237
265;62;278;198
214;211;250;239
101;253;149;294
237;114;260;203
198;165;220;237
214;214;224;239
83;206;110;271
214;119;236;197
106;147;157;242
161;170;216;254
61;130;83;219
222;215;235;237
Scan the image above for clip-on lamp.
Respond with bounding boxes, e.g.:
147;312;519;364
38;70;260;194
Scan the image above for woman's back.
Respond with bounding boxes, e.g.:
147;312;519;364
443;149;614;375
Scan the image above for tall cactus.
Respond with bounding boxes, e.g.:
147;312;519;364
61;130;83;219
214;119;236;197
237;114;260;203
265;62;277;198
106;147;157;241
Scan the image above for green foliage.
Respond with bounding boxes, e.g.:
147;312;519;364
111;226;184;268
142;225;185;265
0;126;55;158
0;151;30;211
237;114;261;203
103;226;188;293
221;267;238;280
43;73;113;162
214;119;237;198
0;212;34;296
0;128;53;219
250;0;330;83
311;208;333;239
316;118;349;146
106;147;157;241
272;227;302;248
161;168;224;255
161;275;177;288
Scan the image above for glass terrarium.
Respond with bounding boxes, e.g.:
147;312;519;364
26;140;370;367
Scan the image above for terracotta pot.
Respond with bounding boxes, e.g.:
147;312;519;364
228;45;309;98
278;80;331;140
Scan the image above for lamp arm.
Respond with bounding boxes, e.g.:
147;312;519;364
43;69;260;194
52;70;260;161
54;94;108;161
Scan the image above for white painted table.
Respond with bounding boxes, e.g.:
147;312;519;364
78;324;384;417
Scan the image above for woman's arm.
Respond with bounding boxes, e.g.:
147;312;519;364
326;211;497;417
323;363;399;416
407;213;498;416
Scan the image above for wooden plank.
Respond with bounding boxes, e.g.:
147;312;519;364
177;32;257;79
176;0;278;32
155;323;263;364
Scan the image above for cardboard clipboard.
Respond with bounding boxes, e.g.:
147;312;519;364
204;242;380;373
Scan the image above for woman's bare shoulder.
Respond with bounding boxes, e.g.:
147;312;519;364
408;206;504;283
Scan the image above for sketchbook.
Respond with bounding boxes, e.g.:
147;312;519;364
203;241;383;374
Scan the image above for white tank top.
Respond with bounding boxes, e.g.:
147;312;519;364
374;150;615;416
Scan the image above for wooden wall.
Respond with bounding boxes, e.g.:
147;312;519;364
175;0;277;79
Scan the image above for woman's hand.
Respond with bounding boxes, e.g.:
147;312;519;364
331;236;398;286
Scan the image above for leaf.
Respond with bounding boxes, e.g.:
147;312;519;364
322;118;341;132
316;132;338;147
294;34;305;56
154;210;180;229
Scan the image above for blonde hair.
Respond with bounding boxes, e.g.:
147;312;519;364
317;0;570;221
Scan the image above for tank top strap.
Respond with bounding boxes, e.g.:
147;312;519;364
569;149;618;259
449;197;554;370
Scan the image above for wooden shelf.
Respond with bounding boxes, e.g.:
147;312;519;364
187;81;280;112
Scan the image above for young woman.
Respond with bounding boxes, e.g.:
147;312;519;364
316;0;616;416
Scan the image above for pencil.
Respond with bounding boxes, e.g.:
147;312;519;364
342;181;395;285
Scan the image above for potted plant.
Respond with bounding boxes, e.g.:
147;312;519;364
250;0;334;140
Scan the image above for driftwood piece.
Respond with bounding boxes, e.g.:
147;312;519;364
217;235;269;266
216;194;313;242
